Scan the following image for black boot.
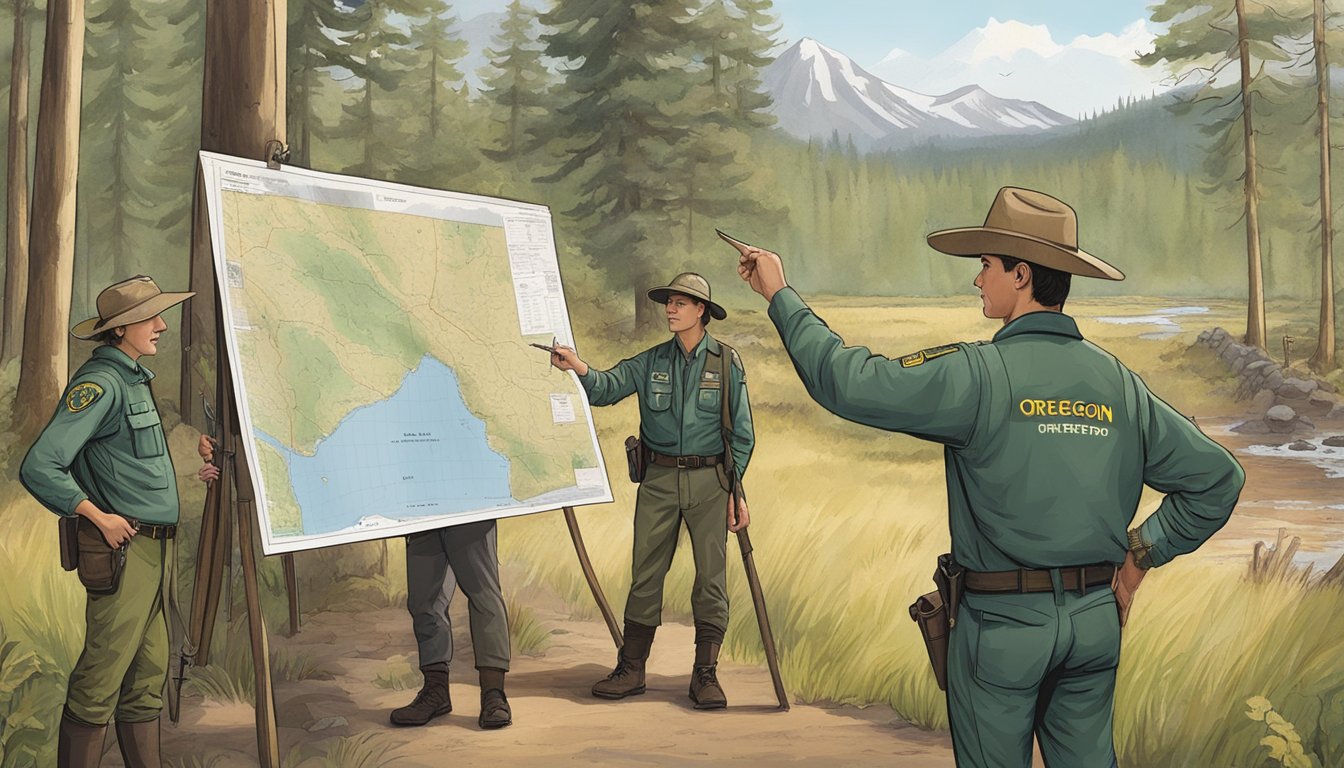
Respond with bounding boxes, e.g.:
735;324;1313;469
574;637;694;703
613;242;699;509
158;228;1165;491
478;667;512;729
58;713;108;768
591;621;656;699
115;717;161;768
390;667;452;727
689;642;727;710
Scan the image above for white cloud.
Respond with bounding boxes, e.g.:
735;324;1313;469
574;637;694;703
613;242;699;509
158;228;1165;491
869;17;1172;119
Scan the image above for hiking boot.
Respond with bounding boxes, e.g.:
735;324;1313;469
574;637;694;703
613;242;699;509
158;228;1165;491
115;717;161;768
390;668;452;726
591;654;648;699
688;642;727;710
477;667;512;729
591;620;655;700
479;687;512;729
58;713;108;768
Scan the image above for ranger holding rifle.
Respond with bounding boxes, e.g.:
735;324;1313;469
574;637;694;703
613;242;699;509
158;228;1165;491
731;188;1244;768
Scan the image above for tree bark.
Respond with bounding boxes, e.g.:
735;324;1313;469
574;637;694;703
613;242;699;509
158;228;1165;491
15;0;85;441
1310;0;1335;371
1235;0;1267;349
181;0;288;429
2;0;30;365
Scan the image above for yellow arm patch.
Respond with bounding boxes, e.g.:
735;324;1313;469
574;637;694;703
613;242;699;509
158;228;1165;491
899;344;960;368
66;382;105;412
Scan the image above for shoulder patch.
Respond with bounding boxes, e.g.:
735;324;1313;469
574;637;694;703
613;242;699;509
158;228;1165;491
899;344;960;369
66;382;105;412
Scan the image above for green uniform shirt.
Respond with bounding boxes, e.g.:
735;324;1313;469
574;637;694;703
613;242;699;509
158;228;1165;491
579;332;754;481
20;345;180;524
768;287;1244;572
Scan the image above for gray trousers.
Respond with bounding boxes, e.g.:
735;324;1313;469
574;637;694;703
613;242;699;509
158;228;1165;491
405;519;510;671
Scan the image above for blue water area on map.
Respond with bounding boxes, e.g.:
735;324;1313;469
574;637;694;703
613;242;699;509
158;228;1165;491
255;355;518;535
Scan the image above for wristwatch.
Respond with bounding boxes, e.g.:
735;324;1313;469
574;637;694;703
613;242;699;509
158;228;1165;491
1127;528;1154;570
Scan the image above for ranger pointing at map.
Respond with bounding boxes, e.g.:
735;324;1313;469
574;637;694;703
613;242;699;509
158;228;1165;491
550;272;754;710
729;187;1244;767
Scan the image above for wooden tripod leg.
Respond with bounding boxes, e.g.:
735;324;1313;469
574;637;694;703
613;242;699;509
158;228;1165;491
282;554;299;636
563;506;622;649
235;498;280;767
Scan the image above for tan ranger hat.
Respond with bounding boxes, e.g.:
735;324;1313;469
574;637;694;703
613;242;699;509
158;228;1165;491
926;187;1125;281
647;272;727;320
71;275;195;339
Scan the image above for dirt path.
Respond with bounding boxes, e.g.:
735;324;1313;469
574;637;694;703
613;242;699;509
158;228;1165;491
105;598;955;767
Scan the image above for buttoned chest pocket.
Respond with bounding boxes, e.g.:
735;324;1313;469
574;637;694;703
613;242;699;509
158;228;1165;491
647;380;673;411
126;401;166;459
695;382;722;413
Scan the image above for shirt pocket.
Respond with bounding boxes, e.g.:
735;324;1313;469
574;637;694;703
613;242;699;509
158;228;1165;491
695;383;722;413
126;401;167;460
647;380;673;412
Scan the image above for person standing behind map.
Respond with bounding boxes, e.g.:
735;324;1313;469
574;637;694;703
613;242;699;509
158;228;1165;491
20;276;217;768
550;272;755;710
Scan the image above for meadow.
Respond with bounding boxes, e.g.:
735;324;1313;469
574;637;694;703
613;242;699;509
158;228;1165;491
1;292;1342;766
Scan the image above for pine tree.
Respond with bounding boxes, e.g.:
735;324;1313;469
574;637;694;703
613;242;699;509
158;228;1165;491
479;0;551;161
287;0;354;169
538;0;700;328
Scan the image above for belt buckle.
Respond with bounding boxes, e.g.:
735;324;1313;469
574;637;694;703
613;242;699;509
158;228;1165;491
677;456;697;469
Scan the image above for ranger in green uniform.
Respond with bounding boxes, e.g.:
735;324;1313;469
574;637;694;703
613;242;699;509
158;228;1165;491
732;188;1244;767
551;273;754;709
20;276;212;768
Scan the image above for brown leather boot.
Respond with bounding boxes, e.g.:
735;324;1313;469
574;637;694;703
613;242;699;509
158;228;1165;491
115;717;161;768
58;713;108;768
390;667;452;726
591;621;655;699
688;642;727;710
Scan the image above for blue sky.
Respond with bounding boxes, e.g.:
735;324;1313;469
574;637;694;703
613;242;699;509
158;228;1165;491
768;0;1155;65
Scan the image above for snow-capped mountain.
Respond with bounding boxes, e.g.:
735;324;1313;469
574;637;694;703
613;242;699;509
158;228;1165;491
764;38;1074;149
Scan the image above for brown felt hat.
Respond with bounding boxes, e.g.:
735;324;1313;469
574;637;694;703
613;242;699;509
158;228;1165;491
647;272;727;320
926;187;1125;280
71;275;195;339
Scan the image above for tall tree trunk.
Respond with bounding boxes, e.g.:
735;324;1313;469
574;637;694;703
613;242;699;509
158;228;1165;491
15;0;85;441
181;0;288;429
1310;0;1335;371
2;0;31;365
1235;0;1267;349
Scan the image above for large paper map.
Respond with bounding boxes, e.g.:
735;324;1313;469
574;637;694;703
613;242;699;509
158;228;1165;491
200;153;612;554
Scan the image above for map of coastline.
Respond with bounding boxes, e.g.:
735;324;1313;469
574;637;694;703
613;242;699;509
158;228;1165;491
203;156;612;552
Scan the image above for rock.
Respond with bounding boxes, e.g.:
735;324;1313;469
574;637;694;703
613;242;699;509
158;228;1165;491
1197;330;1211;343
1288;440;1317;451
1265;371;1285;391
1319;380;1338;394
1216;337;1233;355
1266;405;1298;433
1323;435;1344;447
1266;405;1297;422
1232;357;1248;373
1329;403;1344;420
1277;378;1317;401
307;716;348;732
1307;390;1338;416
1211;327;1229;342
1231;420;1270;434
1251;389;1277;412
1244;360;1272;373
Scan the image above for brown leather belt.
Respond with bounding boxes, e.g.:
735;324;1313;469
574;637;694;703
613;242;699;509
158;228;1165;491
132;521;177;540
649;452;723;469
964;564;1116;595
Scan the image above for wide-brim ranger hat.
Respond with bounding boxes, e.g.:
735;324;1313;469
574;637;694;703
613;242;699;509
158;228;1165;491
647;272;727;320
925;187;1125;281
71;275;195;339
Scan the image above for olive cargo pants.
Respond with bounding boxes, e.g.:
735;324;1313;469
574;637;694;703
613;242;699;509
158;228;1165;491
947;587;1122;768
65;534;169;725
623;463;730;635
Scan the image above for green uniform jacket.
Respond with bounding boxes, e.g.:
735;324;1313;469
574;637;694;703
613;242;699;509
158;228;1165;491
768;288;1244;571
579;332;754;483
21;345;180;525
